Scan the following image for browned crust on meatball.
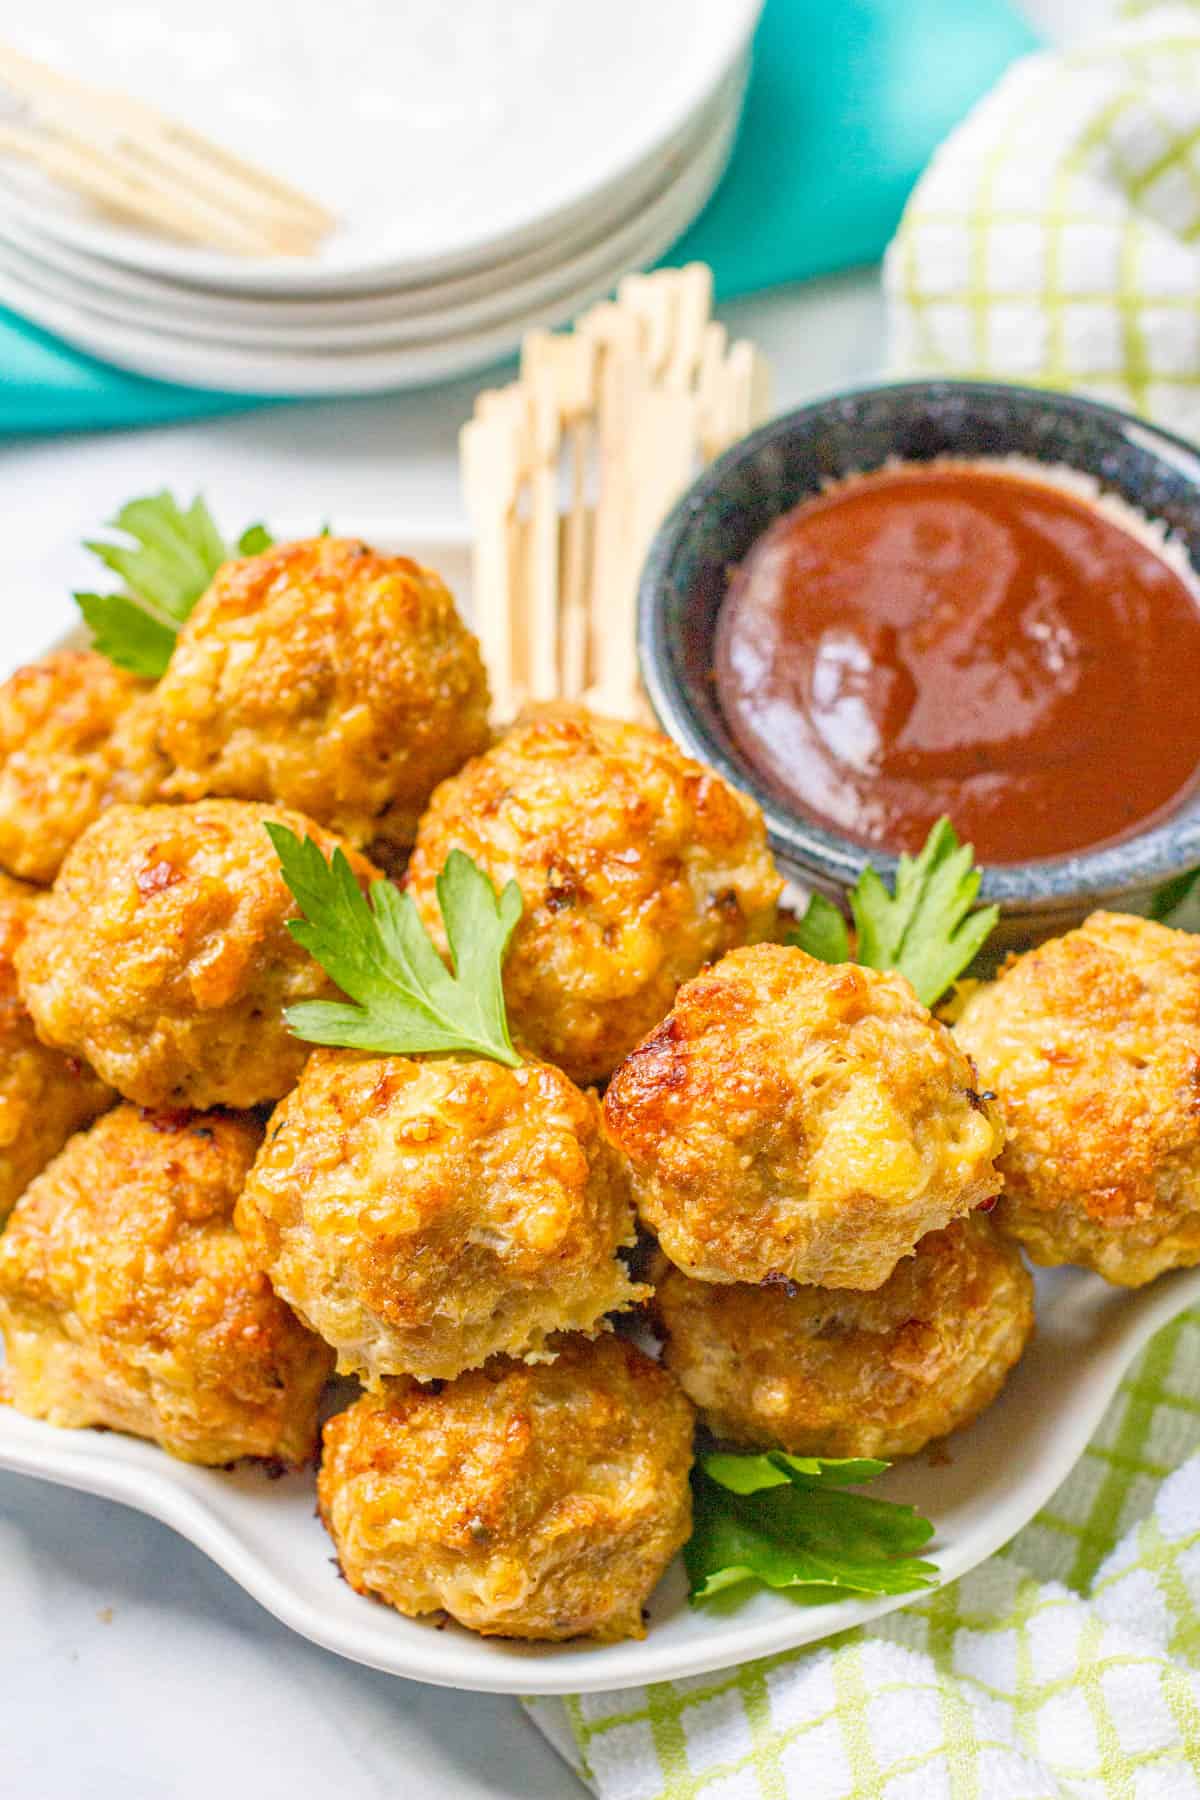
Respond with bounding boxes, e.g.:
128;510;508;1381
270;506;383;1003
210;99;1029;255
653;1214;1033;1459
15;798;379;1110
153;538;490;856
0;649;168;884
605;942;1004;1290
236;1046;644;1384
0;872;112;1220
0;1104;332;1464
318;1335;694;1641
405;704;781;1086
956;910;1200;1285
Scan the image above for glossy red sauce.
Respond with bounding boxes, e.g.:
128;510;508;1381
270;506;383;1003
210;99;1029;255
713;463;1200;863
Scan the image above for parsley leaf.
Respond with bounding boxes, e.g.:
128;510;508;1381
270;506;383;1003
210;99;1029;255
789;817;997;1007
790;892;851;965
852;818;998;1005
75;491;274;679
1151;867;1200;924
702;1451;891;1493
686;1450;936;1605
73;593;179;681
236;523;273;556
267;825;523;1066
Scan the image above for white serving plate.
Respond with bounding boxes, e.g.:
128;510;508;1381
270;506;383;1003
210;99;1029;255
3;1259;1196;1696
3;526;1198;1696
0;86;740;359
0;105;736;394
0;0;761;292
0;62;744;333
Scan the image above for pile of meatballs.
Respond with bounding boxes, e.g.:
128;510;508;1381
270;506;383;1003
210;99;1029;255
0;534;1197;1647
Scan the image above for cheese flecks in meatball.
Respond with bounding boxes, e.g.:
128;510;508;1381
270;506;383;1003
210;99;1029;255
605;942;1005;1290
15;798;379;1110
0;649;168;885
653;1214;1033;1460
0;1105;332;1465
956;910;1200;1286
318;1335;694;1641
152;538;491;860
0;872;112;1219
405;705;782;1087
236;1047;643;1385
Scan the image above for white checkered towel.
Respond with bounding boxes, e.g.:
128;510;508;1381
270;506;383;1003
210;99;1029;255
885;4;1200;438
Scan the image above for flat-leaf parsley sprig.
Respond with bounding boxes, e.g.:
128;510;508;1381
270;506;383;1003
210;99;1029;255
1151;866;1200;925
790;816;998;1008
267;824;523;1066
75;490;272;679
686;1450;936;1605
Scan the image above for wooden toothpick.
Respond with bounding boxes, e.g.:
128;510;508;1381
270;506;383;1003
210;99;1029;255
458;263;771;727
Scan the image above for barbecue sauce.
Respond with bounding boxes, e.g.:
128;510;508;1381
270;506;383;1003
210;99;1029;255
714;463;1200;863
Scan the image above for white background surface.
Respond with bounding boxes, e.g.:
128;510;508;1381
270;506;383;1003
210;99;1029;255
0;3;1095;1793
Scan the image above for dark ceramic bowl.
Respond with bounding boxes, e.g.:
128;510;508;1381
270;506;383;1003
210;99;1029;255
638;378;1200;941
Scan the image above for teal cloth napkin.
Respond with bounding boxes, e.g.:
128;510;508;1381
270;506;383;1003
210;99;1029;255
0;0;1037;436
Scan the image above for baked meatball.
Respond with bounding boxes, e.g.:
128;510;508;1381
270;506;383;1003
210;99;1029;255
653;1214;1033;1459
152;537;490;863
236;1046;642;1384
605;943;1004;1289
0;649;167;884
0;873;112;1219
956;911;1200;1286
0;1104;332;1465
16;799;378;1110
318;1335;694;1641
406;705;781;1086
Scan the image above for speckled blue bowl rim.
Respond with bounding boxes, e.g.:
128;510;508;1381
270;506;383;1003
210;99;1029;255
637;377;1200;910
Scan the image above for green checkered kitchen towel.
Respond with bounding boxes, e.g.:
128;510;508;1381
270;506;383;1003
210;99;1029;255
885;3;1200;438
523;1303;1200;1796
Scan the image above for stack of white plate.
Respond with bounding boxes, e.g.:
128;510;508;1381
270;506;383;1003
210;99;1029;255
0;1;761;395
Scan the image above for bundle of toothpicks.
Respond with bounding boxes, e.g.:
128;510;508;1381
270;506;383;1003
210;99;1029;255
460;263;771;724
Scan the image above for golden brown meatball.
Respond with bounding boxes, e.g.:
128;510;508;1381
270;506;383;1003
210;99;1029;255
956;911;1200;1286
318;1335;694;1641
236;1046;643;1384
653;1214;1033;1459
0;873;112;1219
605;943;1005;1290
16;799;378;1110
406;705;781;1086
152;538;490;862
0;1104;332;1465
0;649;168;884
